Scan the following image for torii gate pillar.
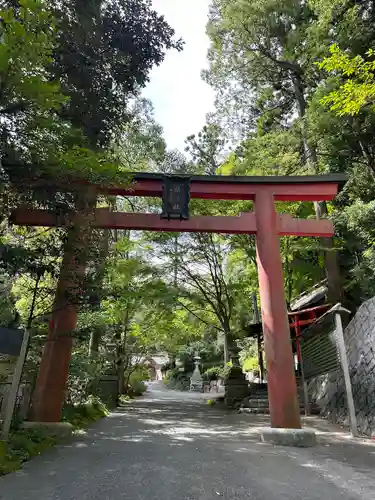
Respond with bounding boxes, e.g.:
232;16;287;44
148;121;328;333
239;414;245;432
255;191;300;428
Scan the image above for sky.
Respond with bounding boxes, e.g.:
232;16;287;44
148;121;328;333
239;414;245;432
142;0;215;152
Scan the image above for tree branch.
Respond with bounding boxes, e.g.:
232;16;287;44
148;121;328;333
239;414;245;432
176;299;223;332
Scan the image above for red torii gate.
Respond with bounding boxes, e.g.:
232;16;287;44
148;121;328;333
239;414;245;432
11;173;345;430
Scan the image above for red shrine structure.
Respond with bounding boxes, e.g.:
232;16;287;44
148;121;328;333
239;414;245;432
11;173;346;430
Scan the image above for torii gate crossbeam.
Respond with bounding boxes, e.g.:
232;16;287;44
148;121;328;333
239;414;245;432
12;208;334;237
10;173;346;430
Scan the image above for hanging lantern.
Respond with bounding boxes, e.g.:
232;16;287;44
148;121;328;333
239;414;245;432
161;175;191;220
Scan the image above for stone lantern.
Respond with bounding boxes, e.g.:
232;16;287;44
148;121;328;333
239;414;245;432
224;347;249;407
190;353;203;392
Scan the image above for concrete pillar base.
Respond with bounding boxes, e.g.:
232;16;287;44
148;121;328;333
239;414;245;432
259;427;316;447
21;421;74;438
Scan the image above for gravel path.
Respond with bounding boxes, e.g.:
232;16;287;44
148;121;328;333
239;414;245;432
1;382;375;500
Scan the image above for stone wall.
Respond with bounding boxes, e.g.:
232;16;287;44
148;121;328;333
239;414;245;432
0;354;16;381
93;375;118;409
308;297;375;436
0;382;32;421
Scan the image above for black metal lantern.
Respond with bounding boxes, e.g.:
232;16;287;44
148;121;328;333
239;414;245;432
161;175;191;220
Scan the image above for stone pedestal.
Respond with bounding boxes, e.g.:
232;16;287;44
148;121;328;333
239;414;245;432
224;366;249;407
21;421;74;438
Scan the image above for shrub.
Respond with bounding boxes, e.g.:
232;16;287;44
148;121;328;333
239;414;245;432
164;368;191;391
129;364;150;383
203;366;221;381
66;348;104;405
118;394;131;405
163;368;174;384
128;380;147;397
125;365;149;397
62;395;109;429
242;356;259;373
203;364;232;382
161;361;175;373
220;363;233;380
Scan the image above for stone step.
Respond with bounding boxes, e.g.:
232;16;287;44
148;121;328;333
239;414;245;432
249;393;268;400
243;396;312;409
244;385;321;415
243;400;269;408
239;407;314;415
243;402;306;410
240;404;320;414
239;407;270;415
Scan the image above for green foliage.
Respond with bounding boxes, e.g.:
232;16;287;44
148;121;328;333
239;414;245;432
1;0;183;216
127;365;149;397
164;368;191;391
0;430;58;475
161;361;175;374
66;347;106;405
185;123;226;174
203;364;231;381
127;380;147;397
320;45;375;115
204;0;323;140
62;396;109;430
176;341;223;373
129;364;150;382
0;0;71;190
114;98;167;171
50;0;183;149
0;0;65;113
0;283;16;326
242;357;259;373
118;394;131;405
0;395;108;475
220;363;233;381
202;0;375;310
202;366;222;382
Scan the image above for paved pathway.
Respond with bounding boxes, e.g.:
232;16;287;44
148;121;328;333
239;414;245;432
1;382;375;500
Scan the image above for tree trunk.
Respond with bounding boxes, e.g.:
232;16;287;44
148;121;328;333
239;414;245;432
257;332;265;383
27;272;41;329
313;202;343;303
89;332;100;359
358;139;375;179
223;332;230;364
89;228;109;357
222;317;232;364
89;331;100;358
174;234;178;287
117;309;130;394
292;74;343;304
118;359;125;395
116;338;126;395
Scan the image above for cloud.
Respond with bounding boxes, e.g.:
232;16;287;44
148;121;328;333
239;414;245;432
143;0;215;152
